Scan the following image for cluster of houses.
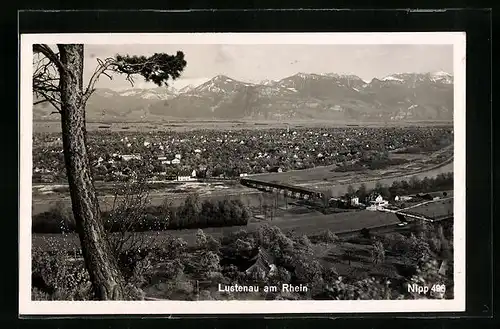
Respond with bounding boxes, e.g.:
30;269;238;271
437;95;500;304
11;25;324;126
157;153;182;165
329;190;448;212
330;192;390;211
92;152;199;182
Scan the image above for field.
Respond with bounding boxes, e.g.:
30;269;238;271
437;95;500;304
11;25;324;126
251;145;453;193
403;198;454;219
313;241;405;280
33;119;453;133
33;208;404;252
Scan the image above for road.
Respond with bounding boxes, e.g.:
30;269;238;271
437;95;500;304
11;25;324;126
399;196;454;211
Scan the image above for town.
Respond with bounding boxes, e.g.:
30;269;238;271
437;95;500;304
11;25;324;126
32;125;453;184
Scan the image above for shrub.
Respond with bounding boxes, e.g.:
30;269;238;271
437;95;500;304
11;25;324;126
298;235;313;249
293;257;323;285
195;229;222;252
371;240;386;264
153;235;188;261
266;266;292;287
32;202;76;233
316;230;338;244
32;246;93;300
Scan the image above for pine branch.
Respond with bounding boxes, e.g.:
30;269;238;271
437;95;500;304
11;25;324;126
81;58;118;105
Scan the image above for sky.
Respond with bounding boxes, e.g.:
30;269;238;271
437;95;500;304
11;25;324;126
83;44;453;90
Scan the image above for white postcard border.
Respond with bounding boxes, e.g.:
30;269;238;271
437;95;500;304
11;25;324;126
19;32;466;315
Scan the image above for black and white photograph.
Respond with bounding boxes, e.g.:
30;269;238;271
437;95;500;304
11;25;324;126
19;32;466;315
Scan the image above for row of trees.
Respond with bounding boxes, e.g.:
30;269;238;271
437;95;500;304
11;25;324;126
32;194;250;234
342;172;454;201
336;150;409;172
161;195;250;230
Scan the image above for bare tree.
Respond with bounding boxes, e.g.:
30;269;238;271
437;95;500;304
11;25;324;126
32;44;186;300
371;240;386;265
106;175;155;257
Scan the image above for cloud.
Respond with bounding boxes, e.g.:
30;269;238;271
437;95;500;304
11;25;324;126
214;45;233;63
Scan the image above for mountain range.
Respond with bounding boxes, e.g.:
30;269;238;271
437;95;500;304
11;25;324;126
33;71;454;122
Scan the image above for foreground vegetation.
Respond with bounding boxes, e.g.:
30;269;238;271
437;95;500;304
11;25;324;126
33;194;250;234
32;220;453;301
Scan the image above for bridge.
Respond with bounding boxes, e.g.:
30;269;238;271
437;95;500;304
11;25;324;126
240;178;324;200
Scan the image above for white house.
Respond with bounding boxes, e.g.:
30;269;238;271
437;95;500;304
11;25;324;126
171;158;181;165
177;175;194;182
191;169;197;178
350;196;360;206
121;154;142;161
158;156;168;161
175;154;182;160
161;160;171;165
366;194;389;211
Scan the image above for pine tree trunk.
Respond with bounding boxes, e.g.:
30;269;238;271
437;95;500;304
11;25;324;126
58;44;126;300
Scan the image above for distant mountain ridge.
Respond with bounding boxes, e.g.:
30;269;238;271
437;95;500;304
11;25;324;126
33;71;454;122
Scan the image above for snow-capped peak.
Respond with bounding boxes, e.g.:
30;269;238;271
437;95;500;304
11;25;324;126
117;87;178;100
178;84;195;94
431;71;452;77
261;79;278;86
213;74;232;81
194;75;244;93
119;89;142;97
429;71;453;84
381;75;405;83
321;73;360;80
296;72;313;79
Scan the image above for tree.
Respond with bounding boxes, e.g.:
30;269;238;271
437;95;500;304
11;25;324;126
409;176;421;191
346;185;355;197
179;194;201;228
322;189;332;210
32;44;187;300
371;240;386;265
357;183;368;202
